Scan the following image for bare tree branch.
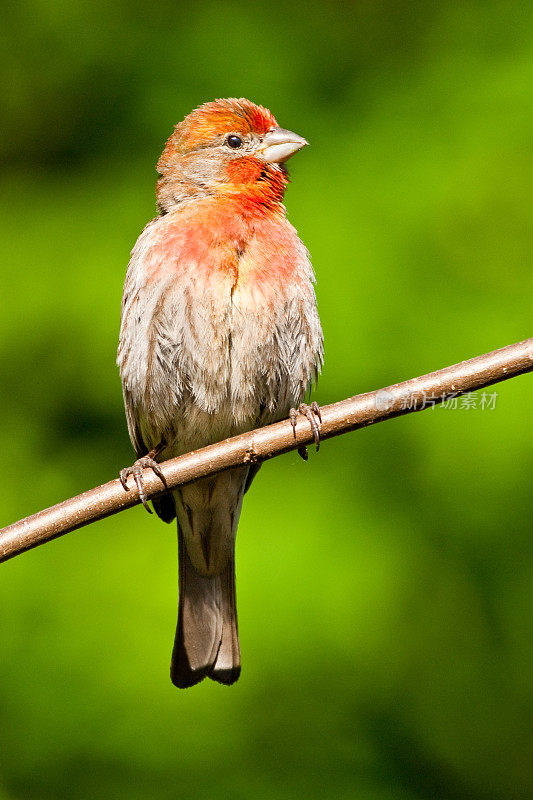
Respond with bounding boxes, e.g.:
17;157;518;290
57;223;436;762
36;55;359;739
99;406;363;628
1;338;532;564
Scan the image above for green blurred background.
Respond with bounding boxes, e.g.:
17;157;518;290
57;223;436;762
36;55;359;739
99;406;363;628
1;1;532;798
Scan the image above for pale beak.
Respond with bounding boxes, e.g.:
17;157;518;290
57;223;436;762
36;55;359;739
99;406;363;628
258;127;309;164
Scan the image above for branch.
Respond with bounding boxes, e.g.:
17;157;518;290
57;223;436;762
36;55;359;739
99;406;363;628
1;338;532;564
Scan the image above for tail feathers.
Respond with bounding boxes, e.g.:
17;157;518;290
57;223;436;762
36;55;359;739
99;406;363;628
171;529;240;688
208;549;240;685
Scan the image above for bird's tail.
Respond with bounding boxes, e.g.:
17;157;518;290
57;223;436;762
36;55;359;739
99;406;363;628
171;527;240;688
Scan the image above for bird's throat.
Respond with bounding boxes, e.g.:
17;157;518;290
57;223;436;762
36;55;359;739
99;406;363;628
156;161;289;216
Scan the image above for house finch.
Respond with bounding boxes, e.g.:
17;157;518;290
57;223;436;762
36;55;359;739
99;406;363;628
117;98;323;688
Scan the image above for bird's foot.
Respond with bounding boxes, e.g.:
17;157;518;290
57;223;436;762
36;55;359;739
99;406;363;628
119;455;167;513
289;401;323;461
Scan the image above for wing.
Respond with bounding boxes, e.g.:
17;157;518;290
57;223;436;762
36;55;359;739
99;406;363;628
117;216;189;454
122;384;147;458
119;228;179;524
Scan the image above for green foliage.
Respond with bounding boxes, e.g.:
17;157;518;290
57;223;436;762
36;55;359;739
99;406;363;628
1;2;532;797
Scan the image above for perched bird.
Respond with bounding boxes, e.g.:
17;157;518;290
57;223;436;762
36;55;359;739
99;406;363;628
117;98;323;688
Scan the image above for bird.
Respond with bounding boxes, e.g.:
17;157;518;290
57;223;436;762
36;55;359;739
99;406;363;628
117;98;323;688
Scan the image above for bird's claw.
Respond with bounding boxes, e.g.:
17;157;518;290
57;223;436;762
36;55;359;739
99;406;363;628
119;456;167;514
290;401;323;460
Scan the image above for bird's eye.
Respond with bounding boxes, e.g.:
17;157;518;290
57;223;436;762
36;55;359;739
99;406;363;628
226;134;243;149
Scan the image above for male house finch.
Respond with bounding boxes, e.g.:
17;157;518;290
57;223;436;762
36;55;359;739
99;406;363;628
117;98;323;688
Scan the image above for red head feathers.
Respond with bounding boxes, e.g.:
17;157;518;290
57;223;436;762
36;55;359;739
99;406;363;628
155;98;307;215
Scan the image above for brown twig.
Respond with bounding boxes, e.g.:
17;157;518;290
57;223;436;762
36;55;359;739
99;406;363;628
1;338;532;564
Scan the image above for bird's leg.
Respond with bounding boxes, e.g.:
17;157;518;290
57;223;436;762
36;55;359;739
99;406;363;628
119;441;167;513
290;401;323;461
